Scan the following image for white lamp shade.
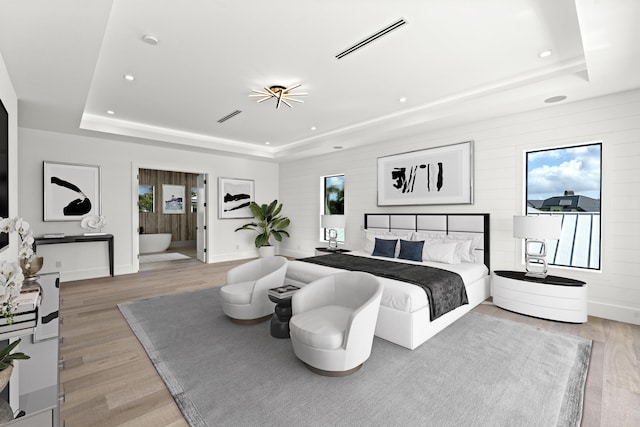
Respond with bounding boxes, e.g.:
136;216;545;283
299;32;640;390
513;215;562;240
321;215;345;229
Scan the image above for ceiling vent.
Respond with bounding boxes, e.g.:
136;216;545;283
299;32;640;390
217;110;242;123
335;18;407;60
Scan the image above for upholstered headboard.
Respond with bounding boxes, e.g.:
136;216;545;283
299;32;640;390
364;213;491;271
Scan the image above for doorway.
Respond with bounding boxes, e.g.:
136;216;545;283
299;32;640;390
133;166;208;272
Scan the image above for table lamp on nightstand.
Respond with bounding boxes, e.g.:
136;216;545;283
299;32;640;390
321;214;345;250
513;215;562;279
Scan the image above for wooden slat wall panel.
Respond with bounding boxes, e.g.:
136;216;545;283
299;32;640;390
139;169;198;243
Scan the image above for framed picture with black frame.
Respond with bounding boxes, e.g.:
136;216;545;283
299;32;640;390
43;161;101;221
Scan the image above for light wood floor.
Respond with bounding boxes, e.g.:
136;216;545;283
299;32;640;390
59;261;640;427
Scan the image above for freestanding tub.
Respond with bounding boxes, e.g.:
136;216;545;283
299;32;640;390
140;233;172;254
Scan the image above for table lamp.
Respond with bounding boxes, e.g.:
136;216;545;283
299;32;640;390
513;215;562;278
321;215;345;250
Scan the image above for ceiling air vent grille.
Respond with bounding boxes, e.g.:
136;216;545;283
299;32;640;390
335;18;407;60
217;110;242;123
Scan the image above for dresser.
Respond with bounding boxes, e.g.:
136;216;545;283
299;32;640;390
1;272;60;427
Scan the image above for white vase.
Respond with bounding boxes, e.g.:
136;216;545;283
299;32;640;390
258;246;275;257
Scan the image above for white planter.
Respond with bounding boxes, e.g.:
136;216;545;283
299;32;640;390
258;246;275;257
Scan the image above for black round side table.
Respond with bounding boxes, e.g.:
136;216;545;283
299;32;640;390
268;294;294;338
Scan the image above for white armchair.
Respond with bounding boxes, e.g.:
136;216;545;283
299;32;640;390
220;256;288;323
289;272;383;376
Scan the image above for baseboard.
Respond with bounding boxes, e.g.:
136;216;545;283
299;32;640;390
588;301;640;326
207;251;258;264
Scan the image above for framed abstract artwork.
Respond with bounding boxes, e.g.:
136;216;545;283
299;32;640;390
377;141;474;206
218;177;254;219
43;161;101;221
162;184;185;214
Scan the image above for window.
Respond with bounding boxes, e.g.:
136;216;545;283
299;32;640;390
525;143;601;270
320;174;345;242
138;185;154;212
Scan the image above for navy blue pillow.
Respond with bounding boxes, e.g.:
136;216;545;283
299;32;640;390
372;238;397;258
398;239;424;262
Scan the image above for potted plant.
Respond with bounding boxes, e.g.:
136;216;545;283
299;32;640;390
0;338;30;392
235;200;290;257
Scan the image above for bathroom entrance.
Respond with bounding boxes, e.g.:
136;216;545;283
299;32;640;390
136;167;208;270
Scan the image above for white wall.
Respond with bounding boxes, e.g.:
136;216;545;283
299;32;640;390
279;89;640;326
17;128;279;281
0;51;18;262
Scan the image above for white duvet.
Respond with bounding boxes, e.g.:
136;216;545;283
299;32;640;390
286;251;489;313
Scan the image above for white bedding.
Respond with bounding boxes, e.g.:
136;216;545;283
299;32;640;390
286;251;489;313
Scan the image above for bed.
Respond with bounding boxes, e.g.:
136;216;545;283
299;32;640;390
285;213;491;350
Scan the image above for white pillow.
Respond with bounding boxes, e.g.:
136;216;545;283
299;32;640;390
453;239;473;263
363;229;412;255
444;235;482;263
423;241;461;264
412;231;447;241
420;238;445;261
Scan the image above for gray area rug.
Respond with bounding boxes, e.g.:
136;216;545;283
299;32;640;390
118;288;592;427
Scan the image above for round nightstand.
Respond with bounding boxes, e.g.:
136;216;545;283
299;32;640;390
491;270;587;323
314;247;351;256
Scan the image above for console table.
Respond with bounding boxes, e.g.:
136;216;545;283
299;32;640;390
491;270;587;323
34;234;114;277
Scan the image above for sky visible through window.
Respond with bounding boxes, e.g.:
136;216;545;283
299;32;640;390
527;144;601;201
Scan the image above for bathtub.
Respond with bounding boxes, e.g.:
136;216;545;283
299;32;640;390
140;233;172;254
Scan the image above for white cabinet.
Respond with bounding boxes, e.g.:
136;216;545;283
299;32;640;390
491;270;587;323
1;272;60;427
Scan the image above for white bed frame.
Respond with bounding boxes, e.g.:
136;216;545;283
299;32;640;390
365;213;491;349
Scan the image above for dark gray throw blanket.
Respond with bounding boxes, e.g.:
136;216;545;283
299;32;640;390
298;254;468;320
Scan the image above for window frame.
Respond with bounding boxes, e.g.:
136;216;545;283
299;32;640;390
524;142;602;272
319;173;345;243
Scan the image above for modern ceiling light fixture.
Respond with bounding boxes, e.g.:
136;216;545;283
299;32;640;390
249;84;307;109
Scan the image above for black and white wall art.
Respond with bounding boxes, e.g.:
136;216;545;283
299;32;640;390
44;161;101;221
377;141;474;206
218;177;254;219
162;184;185;214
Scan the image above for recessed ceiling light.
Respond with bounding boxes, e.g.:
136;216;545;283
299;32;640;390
124;74;135;81
538;50;552;58
544;95;567;103
142;34;159;45
399;97;407;103
311;126;317;131
265;141;271;145
107;110;115;115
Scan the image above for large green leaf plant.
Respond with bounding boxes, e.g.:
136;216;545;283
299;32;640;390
234;200;291;248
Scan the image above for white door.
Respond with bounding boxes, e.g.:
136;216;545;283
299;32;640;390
196;174;207;262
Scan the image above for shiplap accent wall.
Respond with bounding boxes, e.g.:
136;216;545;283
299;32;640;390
279;89;640;325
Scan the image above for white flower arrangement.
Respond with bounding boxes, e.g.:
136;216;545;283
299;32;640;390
0;217;36;320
